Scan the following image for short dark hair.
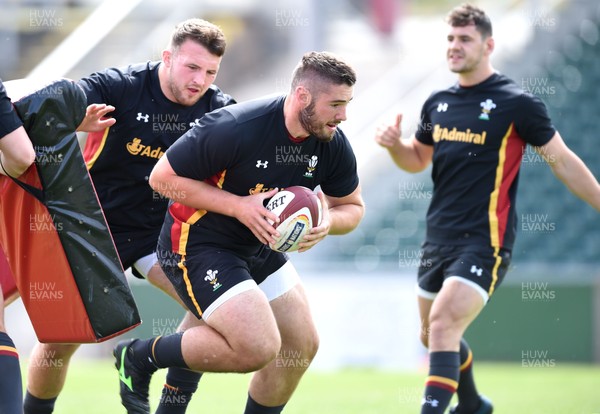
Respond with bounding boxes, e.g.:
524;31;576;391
446;3;493;38
169;18;227;57
291;51;357;92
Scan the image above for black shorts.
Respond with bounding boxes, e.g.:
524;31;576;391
417;242;511;302
157;245;290;320
112;229;160;278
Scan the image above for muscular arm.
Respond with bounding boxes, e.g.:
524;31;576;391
539;132;600;211
0;126;35;177
325;184;365;235
149;154;280;244
375;113;433;172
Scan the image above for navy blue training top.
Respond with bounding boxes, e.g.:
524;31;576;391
415;73;555;249
78;61;235;239
160;94;360;256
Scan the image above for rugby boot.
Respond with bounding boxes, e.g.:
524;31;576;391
114;339;157;414
449;395;493;414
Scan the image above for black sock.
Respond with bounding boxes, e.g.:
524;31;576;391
130;333;188;372
244;394;286;414
455;339;480;412
0;332;23;413
23;391;57;414
155;367;202;414
421;351;460;414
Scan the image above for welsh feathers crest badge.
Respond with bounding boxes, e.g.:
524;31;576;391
479;98;496;120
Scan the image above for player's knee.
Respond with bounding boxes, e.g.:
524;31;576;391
280;331;319;370
35;342;80;360
427;312;469;349
428;313;456;338
276;325;319;372
300;328;320;362
236;331;281;372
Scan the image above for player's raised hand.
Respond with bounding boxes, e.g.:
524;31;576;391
375;113;403;148
375;112;432;172
77;103;116;132
234;188;280;245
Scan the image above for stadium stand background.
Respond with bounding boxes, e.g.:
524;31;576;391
310;0;600;271
505;0;600;265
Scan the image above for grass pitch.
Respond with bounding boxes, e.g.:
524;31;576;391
32;360;600;413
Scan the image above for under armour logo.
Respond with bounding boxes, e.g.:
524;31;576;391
189;119;201;128
470;265;483;277
437;102;448;112
136;112;149;123
256;160;268;168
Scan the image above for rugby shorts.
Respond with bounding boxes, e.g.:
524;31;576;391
416;241;511;303
157;245;299;320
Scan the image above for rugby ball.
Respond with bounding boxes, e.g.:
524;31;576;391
265;186;322;252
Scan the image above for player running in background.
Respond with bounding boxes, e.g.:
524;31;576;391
24;18;235;414
375;4;600;414
113;51;365;414
0;76;36;414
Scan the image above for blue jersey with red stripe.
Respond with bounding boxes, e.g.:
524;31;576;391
159;95;359;256
415;73;555;249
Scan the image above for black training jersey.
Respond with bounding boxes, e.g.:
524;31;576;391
159;94;360;256
0;79;22;138
78;61;235;238
415;73;555;250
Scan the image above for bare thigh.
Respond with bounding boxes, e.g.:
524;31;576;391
180;287;281;373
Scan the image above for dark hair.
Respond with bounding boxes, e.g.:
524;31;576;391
291;51;357;92
446;3;492;38
169;18;227;57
